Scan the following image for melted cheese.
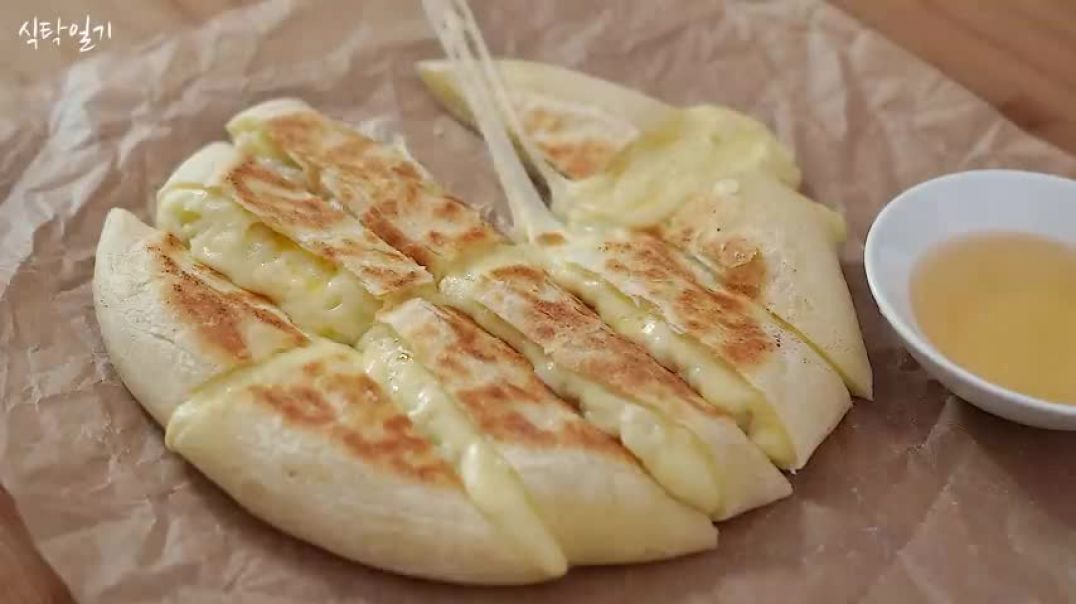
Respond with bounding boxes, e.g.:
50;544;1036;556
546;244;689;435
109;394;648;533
439;275;722;514
157;186;378;343
545;262;796;467
560;105;801;227
360;326;566;576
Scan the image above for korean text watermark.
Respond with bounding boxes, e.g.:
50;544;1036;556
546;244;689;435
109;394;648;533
18;16;112;53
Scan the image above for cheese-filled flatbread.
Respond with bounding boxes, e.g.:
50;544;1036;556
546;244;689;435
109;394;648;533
365;299;717;564
549;231;851;469
421;21;850;470
655;172;872;397
226;100;792;507
417;58;872;398
96;212;568;584
169;339;567;585
93;208;308;424
439;247;791;518
156;142;432;343
418;58;672;181
416;58;801;186
228;99;504;277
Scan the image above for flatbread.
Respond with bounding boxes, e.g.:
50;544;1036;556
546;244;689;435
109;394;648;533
228;101;504;276
418;58;871;397
658;172;871;397
439;248;790;519
168;339;563;585
376;298;717;564
156;142;395;343
560;231;851;469
417;58;673;179
93;208;308;424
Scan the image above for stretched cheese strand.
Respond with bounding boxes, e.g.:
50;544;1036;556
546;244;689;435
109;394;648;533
416;57;866;397
425;0;849;469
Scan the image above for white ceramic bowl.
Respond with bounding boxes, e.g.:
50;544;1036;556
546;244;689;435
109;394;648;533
864;169;1076;429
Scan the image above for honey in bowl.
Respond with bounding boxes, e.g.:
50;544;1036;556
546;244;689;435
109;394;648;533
911;232;1076;405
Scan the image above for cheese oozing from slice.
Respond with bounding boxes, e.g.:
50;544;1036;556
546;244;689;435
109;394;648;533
157;186;378;343
439;274;723;514
559;105;802;228
545;262;795;467
359;326;567;576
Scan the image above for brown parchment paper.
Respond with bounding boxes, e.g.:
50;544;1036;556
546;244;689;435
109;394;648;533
3;1;1076;602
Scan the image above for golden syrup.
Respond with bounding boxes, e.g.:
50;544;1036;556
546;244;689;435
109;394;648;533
911;232;1076;404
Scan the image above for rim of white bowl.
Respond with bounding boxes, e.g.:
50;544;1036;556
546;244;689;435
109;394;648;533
864;168;1076;418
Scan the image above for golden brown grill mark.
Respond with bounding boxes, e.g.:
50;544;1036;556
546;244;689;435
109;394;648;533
223;157;431;296
227;160;338;229
597;233;775;367
660;216;768;301
438;305;502;365
361;208;437;269
262;111;503;271
710;237;764;299
536;139;619;180
248;357;459;487
262;113;337;158
428;231;447;247
489;263;545;284
452;378;624;455
151;235;307;362
535;232;567;247
433;196;464;220
453;382;615;453
250;384;336;425
478;262;723;419
384;301;630;460
301;360;324;378
519;106;620;179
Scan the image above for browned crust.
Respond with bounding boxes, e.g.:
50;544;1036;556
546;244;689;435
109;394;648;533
386;301;631;460
247;352;459;487
534;232;567;247
475;262;724;419
657;197;768;301
597;233;775;367
223;158;431;296
150;234;308;362
535;139;620;181
520;106;621;180
261;112;503;273
226;159;341;230
358;195;501;275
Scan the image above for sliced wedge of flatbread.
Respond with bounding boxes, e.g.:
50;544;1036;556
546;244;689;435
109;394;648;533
228;100;504;277
97;210;567;584
439;246;790;518
417;58;801;187
546;231;851;470
227;100;791;507
169;339;567;585
369;298;717;564
157;142;432;343
657;172;871;396
418;58;871;398
418;58;672;180
417;34;851;470
93;208;308;424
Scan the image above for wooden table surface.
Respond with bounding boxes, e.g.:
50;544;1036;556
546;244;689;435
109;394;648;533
2;1;1075;601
